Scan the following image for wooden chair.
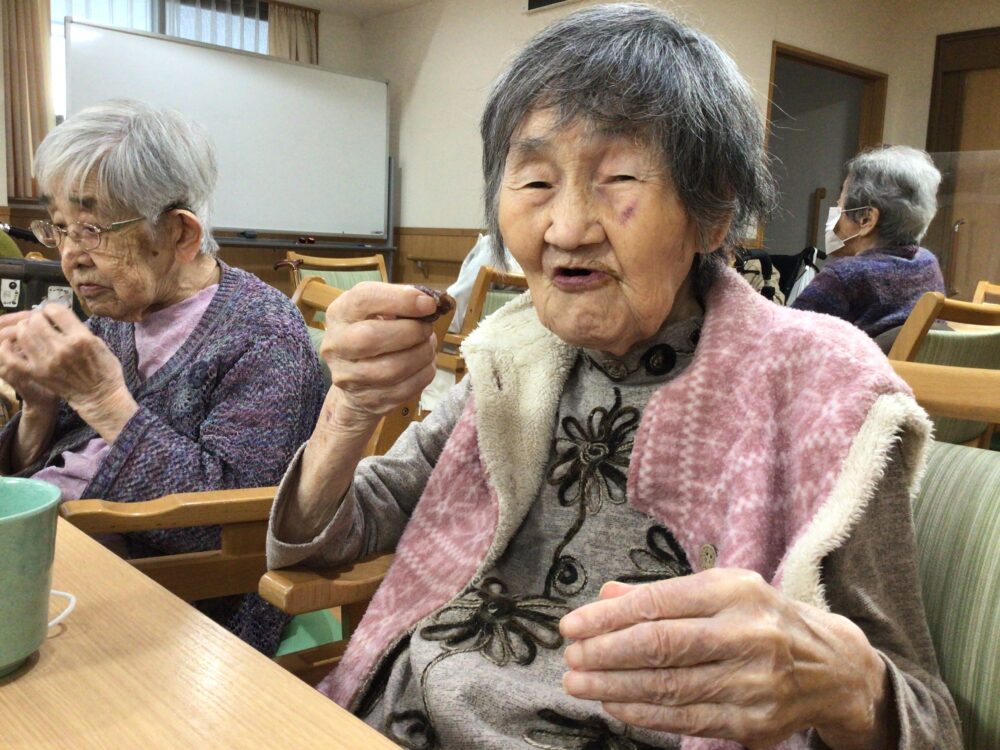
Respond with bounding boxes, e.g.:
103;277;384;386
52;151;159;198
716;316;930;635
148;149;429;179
58;483;391;685
275;251;387;294
972;279;1000;305
890;361;1000;425
61;487;274;603
259;554;394;683
437;265;528;382
888;291;1000;447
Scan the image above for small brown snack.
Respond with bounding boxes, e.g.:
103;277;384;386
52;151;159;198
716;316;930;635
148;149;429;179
408;285;456;323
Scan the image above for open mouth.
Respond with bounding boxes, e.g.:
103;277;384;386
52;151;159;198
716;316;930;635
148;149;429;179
552;266;609;289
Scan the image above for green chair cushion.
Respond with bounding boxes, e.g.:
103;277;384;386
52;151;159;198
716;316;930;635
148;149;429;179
913;441;1000;748
0;232;22;259
482;289;524;320
915;329;1000;444
299;269;383;326
274;609;343;657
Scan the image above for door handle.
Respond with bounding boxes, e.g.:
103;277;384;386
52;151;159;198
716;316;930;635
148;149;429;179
947;219;966;296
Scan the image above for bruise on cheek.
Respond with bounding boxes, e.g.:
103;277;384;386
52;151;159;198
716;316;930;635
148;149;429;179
620;203;637;224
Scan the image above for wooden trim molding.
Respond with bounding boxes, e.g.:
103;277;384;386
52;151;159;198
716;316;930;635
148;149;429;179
396;227;482;287
926;26;1000;153
771;42;887;81
768;42;888;152
397;227;485;238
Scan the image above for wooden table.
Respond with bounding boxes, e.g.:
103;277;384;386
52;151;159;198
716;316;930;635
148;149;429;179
0;519;399;749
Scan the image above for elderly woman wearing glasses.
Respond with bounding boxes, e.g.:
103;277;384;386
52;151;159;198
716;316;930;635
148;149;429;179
267;5;959;749
0;99;325;655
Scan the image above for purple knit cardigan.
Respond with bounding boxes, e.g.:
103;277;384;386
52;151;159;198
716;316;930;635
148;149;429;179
2;261;325;652
791;244;945;337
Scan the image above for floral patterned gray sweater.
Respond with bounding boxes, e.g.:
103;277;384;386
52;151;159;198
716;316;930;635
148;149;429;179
269;270;959;749
1;261;325;654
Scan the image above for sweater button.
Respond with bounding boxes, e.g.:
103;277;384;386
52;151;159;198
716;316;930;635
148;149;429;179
699;543;717;569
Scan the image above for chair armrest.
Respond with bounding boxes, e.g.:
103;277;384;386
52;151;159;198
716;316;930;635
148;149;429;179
259;554;394;615
60;486;277;534
891;361;1000;423
442;332;464;348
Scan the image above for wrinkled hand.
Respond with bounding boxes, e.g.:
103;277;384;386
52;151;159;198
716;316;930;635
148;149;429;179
560;569;892;750
0;310;60;409
0;304;128;415
320;282;438;430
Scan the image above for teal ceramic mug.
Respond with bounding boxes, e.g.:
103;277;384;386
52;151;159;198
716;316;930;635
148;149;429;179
0;477;74;678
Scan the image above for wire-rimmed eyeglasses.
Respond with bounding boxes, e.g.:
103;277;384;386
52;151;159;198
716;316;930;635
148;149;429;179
30;216;147;252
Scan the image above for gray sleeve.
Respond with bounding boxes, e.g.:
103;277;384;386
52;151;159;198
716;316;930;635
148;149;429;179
266;378;472;570
807;443;962;749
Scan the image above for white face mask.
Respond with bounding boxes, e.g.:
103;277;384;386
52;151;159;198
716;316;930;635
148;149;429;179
824;206;871;256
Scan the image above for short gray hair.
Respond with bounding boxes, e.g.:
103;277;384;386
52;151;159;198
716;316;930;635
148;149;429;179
842;145;941;246
481;2;775;271
35;99;219;255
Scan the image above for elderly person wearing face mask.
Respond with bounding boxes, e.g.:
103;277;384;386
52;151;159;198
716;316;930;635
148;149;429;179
267;5;960;749
0;99;325;655
792;146;946;339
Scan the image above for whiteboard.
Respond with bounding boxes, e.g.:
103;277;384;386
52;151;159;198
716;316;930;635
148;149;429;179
66;21;389;238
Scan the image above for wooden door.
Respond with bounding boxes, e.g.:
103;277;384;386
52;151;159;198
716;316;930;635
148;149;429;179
925;28;1000;299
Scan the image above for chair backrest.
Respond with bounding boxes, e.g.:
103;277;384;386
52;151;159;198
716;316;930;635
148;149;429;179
913;328;1000;442
972;279;1000;305
913;441;1000;749
889;292;1000;445
460;265;529;336
0;230;23;258
888;292;1000;361
278;251;386;290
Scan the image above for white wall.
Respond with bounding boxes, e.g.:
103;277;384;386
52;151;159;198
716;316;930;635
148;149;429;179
361;0;892;228
354;0;1000;229
317;10;369;78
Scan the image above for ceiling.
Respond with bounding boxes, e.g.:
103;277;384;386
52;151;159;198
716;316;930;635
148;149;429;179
291;0;431;21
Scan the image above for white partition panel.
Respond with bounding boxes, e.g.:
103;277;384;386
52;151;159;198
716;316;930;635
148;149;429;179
67;21;389;238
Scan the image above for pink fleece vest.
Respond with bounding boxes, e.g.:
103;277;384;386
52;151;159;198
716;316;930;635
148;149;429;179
320;269;918;750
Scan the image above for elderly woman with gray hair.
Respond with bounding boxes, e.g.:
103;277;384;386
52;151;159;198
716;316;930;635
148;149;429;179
0;99;325;654
792;146;946;339
268;5;959;748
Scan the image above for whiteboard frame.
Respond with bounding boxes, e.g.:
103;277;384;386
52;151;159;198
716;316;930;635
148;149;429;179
65;19;392;240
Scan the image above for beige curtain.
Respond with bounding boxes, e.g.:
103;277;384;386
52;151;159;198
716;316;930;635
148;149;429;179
267;1;318;65
3;0;53;199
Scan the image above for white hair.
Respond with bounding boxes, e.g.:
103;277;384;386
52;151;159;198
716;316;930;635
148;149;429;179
34;98;219;255
843;145;941;245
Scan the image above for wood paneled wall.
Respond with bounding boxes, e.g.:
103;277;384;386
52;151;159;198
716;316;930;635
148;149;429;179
396;227;482;289
1;204;480;295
